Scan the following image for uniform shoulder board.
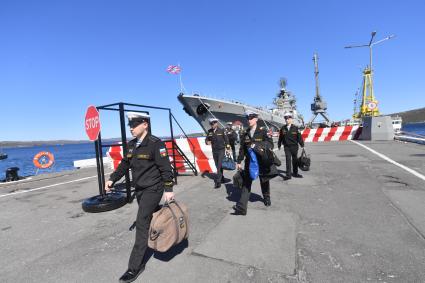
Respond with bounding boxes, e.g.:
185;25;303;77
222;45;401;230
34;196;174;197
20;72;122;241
149;135;160;142
128;138;137;145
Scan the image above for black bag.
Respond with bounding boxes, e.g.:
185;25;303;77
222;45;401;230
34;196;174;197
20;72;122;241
232;170;244;189
272;150;281;166
298;148;311;171
253;145;275;168
222;152;236;170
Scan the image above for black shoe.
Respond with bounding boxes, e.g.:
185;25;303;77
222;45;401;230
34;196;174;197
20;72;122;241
293;173;303;178
263;198;271;207
283;175;291;180
214;182;221;189
232;205;247;215
119;266;145;283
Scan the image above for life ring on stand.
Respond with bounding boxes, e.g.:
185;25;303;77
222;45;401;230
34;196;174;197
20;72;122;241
33;151;55;169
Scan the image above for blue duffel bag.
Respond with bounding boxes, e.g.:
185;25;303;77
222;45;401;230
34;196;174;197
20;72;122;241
222;152;236;171
248;148;259;180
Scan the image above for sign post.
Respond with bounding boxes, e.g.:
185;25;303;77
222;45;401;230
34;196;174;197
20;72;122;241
85;105;105;196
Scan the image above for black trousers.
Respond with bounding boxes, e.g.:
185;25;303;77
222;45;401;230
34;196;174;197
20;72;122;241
212;149;225;183
284;145;299;176
229;142;236;161
128;183;163;271
236;173;270;212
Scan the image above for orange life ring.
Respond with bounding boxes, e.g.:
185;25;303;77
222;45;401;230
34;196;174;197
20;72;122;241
33;151;55;169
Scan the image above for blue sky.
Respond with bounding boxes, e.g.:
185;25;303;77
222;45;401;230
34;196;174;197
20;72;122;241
1;0;424;141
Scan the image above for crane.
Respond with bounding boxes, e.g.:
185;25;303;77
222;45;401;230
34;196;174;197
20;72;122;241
307;53;332;127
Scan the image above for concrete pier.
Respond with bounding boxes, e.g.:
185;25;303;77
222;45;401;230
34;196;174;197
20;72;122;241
1;140;424;282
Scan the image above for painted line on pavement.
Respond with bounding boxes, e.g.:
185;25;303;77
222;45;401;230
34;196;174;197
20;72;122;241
350;140;425;182
0;177;33;186
0;175;98;199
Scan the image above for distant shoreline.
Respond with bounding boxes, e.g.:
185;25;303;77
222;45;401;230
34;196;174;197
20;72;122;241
0;133;206;148
0;140;93;148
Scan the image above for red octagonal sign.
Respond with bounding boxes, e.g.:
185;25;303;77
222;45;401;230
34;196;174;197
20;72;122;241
85;105;101;141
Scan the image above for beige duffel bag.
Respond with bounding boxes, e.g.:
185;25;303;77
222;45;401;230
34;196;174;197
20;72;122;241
148;200;189;252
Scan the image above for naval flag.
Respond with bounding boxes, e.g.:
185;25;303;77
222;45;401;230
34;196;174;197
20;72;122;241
166;65;181;74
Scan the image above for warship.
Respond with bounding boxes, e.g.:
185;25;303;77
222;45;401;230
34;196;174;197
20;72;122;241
178;78;304;133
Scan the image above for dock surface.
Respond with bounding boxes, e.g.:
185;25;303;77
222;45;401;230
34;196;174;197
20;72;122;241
1;140;425;282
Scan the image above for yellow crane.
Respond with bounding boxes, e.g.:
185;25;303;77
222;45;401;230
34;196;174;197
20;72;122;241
345;31;395;118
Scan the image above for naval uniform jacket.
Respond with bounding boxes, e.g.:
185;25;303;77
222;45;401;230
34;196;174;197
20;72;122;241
237;127;276;177
278;124;305;148
225;128;237;145
205;128;230;151
109;134;174;192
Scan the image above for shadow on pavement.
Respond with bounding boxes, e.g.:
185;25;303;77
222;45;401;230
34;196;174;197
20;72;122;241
225;183;263;203
144;239;189;263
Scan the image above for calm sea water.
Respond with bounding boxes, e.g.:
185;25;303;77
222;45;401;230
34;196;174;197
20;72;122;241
0;143;98;180
402;122;425;136
1;122;424;180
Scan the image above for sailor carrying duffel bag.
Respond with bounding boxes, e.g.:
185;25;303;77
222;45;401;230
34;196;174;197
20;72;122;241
298;148;311;171
148;200;189;252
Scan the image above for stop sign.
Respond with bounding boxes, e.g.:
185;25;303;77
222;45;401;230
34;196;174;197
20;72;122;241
85;105;101;141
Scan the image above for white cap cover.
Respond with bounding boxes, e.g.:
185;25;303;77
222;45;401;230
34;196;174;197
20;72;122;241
127;112;150;121
245;110;258;117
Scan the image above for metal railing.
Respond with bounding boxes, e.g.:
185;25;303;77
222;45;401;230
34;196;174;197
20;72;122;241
93;102;198;203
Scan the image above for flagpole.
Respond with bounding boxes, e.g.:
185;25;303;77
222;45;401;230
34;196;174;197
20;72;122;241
178;63;185;94
179;72;183;93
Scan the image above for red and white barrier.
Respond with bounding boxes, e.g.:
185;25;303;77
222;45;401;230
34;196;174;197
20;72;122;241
301;125;361;142
107;126;362;172
106;137;216;173
165;137;216;174
107;144;124;170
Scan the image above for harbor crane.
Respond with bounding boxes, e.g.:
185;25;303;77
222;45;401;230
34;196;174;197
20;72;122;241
307;53;332;127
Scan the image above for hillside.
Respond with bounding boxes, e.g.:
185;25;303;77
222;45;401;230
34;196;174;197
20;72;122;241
388;107;425;123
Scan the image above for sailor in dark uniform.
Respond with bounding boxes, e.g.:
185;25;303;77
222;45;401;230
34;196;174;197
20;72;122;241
233;111;276;215
225;122;238;161
205;118;230;188
277;112;305;179
105;112;174;283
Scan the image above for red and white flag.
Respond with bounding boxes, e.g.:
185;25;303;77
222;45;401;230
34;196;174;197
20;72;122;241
166;65;181;74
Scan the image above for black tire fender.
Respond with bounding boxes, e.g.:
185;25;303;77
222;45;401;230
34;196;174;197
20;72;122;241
82;192;127;213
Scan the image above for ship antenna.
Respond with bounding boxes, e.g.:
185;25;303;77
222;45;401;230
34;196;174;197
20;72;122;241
279;77;287;90
277;77;288;98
